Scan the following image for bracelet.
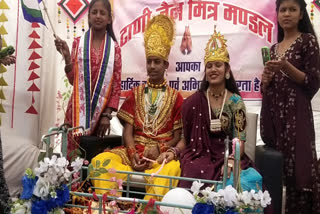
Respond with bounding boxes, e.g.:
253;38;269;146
159;142;170;153
101;112;112;120
167;147;179;160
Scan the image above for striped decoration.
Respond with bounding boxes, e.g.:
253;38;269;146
0;0;9;125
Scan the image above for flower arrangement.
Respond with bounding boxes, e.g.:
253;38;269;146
11;155;84;214
191;181;271;214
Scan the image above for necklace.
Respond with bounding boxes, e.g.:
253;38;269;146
143;87;166;136
207;89;227;133
210;89;225;101
147;79;167;89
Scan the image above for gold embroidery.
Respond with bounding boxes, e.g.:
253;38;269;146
109;147;132;166
135;85;178;137
234;109;246;132
221;113;230;132
117;110;134;125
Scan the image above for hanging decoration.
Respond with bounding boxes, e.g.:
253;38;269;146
73;24;76;38
57;0;89;39
57;0;89;24
25;22;41;115
58;7;62;23
310;3;315;24
66;17;70;39
0;0;9;126
313;0;320;11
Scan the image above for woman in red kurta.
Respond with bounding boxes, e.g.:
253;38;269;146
55;0;121;160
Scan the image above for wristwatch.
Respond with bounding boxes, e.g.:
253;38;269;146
101;112;112;120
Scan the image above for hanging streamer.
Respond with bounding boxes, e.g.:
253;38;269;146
25;22;41;115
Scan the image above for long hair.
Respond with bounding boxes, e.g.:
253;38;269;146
88;0;117;42
276;0;316;42
199;63;240;96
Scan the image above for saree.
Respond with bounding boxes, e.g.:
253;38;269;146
179;91;251;188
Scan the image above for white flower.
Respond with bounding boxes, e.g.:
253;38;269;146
207;189;219;205
190;180;204;196
240;191;252;205
71;157;84;172
33;177;51;200
35;161;49;176
56;157;69;169
49;155;58;166
220;185;238;207
12;200;32;214
50;190;57;198
63;168;72;181
260;190;271;207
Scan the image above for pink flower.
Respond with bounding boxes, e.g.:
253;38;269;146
116;179;123;190
108;168;116;174
73;172;80;179
83;160;89;165
110;177;116;182
110;189;117;196
109;200;117;206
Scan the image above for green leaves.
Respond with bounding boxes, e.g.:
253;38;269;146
88;159;111;178
103;159;110;167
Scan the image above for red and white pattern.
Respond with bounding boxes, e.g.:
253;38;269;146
58;0;89;24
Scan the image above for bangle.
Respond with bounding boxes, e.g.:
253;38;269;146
167;147;180;160
101;112;112;120
159;142;170;153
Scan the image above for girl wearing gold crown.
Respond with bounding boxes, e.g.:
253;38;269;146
260;0;320;212
91;14;183;200
159;27;253;189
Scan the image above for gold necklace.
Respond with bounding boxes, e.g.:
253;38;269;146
147;79;167;89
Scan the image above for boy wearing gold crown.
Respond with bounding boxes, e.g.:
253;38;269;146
91;14;183;200
159;27;253;188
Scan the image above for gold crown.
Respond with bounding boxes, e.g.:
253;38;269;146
204;26;229;65
144;14;175;61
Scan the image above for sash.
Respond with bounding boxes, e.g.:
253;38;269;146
72;29;115;134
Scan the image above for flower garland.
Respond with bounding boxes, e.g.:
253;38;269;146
190;181;271;214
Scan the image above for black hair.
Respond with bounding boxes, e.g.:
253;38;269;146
88;0;117;42
199;63;240;96
276;0;316;42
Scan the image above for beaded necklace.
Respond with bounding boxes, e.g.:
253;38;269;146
147;79;167;89
143;83;167;136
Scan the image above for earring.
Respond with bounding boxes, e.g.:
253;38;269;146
225;72;230;80
165;69;168;76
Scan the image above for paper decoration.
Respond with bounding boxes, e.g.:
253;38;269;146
25;23;41;115
0;0;9;125
313;0;320;10
58;0;89;24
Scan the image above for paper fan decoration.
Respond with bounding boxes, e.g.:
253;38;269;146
58;0;89;24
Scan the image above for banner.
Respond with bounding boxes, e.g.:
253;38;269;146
113;0;277;100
